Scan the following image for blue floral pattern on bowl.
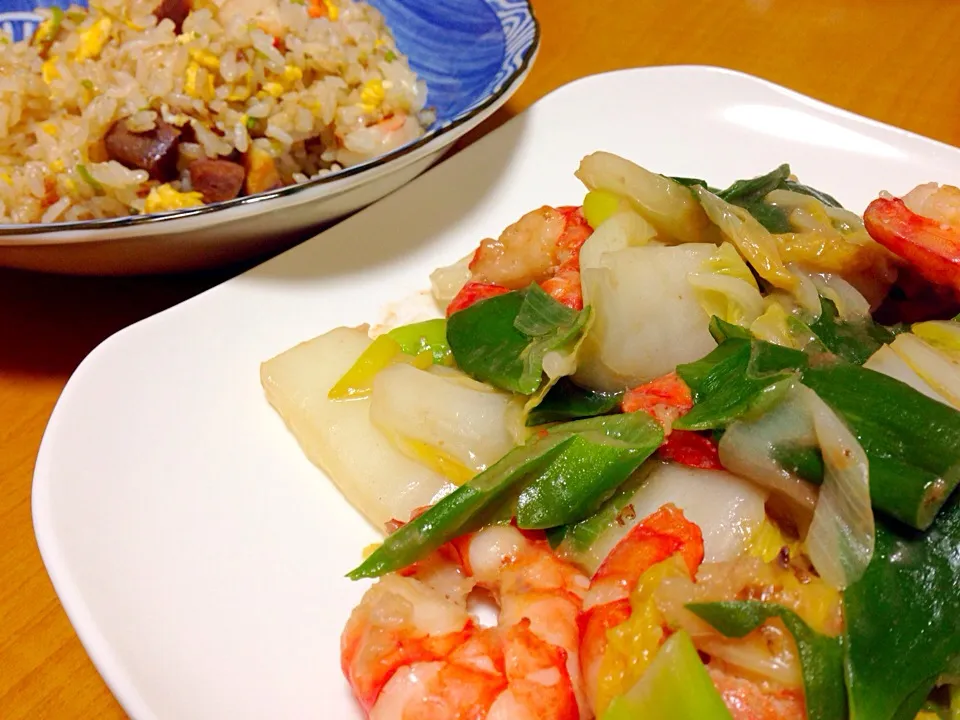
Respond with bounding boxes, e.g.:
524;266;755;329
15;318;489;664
0;0;538;133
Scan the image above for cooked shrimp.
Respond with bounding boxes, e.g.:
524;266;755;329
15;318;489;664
864;183;960;294
621;372;723;470
448;206;593;315
341;524;591;719
652;554;844;720
578;504;704;716
470;207;567;289
709;662;806;720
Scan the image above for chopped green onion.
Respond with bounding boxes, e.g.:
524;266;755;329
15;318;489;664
526;377;622;426
349;412;662;579
76;164;103;194
328;335;403;400
602;630;732;720
383;50;396;62
386;318;451;365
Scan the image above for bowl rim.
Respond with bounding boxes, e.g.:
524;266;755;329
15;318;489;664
0;0;541;237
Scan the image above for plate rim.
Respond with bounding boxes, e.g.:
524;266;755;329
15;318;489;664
30;63;960;720
0;0;541;239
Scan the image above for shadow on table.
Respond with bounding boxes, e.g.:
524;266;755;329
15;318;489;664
0;106;525;379
0;269;234;379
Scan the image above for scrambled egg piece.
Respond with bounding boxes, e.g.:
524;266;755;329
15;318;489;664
360;78;384;111
74;17;112;62
747;517;800;564
261;81;284;98
281;65;303;86
189;48;220;70
144;184;204;213
226;70;255;101
185;62;215;100
41;56;60;83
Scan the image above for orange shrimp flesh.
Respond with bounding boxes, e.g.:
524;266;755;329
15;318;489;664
579;504;705;716
621;371;693;428
448;206;593;316
621;372;723;470
709;662;806;720
445;282;510;317
864;183;960;295
341;524;589;719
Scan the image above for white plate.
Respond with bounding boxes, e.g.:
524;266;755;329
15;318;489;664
33;66;960;720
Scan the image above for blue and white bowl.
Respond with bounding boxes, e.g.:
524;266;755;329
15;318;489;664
0;0;539;274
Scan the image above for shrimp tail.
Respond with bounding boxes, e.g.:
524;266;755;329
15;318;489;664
864;195;960;294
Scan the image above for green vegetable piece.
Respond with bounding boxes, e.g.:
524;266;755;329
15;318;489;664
386;318;452;365
709;315;754;343
513;283;579;334
673;334;960;527
32;5;63;55
806;298;897;365
843;494;960;720
328;334;404;400
601;630;733;720
349;413;660;578
544;525;566;549
383;49;396;62
76;164;104;194
717;164;794;233
710;165;845;233
801;364;960;529
447;284;590;395
667;175;721;193
718;164;791;204
781;179;842;208
526;377;623;426
555;463;655;566
515;413;663;529
773;443;825;484
674;338;808;430
348;432;572;579
687;601;845;720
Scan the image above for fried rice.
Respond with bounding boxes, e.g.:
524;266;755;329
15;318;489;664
0;0;433;223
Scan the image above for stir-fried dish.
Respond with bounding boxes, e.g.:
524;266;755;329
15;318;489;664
0;0;429;223
261;152;960;720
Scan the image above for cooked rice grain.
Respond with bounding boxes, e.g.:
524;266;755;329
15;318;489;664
0;0;432;223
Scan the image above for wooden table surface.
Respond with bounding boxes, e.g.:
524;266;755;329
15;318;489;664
2;0;958;717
